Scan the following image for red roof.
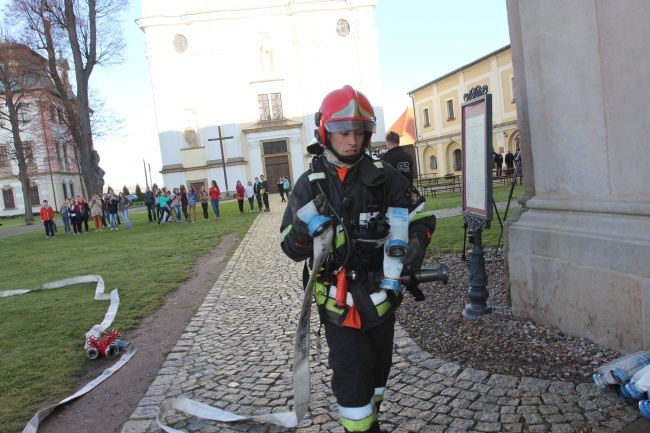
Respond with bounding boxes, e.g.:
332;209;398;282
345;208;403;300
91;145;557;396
387;107;416;145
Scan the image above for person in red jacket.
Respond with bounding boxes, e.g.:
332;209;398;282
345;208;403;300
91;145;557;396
40;200;55;239
208;180;221;220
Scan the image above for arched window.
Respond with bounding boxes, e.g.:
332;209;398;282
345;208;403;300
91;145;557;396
429;155;437;170
453;149;462;171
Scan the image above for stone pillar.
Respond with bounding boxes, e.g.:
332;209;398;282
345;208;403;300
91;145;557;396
505;0;650;352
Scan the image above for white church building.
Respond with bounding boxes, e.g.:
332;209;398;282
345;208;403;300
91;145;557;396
137;0;386;194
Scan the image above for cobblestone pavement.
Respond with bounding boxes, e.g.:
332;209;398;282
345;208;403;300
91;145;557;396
122;195;640;433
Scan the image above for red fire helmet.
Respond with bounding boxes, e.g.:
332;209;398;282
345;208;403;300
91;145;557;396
315;85;376;148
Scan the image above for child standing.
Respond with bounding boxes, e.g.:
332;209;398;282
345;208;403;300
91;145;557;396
40;200;55;238
60;200;71;235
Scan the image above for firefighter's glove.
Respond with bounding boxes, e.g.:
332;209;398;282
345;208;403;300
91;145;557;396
290;193;329;243
312;193;329;214
289;194;311;243
401;237;426;271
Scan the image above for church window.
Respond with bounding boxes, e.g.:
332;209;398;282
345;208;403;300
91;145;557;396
3;188;15;209
336;19;350;37
23;141;35;165
62;182;68;200
263;140;287;155
258;94;270;121
30;184;39;205
17;104;31;122
270;93;283;120
0;145;9;167
258;93;283;122
56;107;64;124
173;34;188;53
453;149;462;171
429;155;437;170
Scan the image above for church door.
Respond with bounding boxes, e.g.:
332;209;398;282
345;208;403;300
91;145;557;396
262;140;290;193
264;155;289;193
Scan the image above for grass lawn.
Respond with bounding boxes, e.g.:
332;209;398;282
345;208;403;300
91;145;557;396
424;182;524;255
0;200;255;433
0;215;38;229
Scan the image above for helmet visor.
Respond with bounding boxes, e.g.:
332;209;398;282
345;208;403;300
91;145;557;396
325;120;376;134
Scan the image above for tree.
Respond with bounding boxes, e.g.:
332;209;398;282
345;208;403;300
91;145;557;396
0;41;51;224
152;182;158;191
8;0;128;197
121;184;129;195
134;183;142;200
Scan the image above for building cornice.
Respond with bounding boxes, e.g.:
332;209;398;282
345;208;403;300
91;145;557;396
242;119;303;134
137;0;378;30
161;158;247;174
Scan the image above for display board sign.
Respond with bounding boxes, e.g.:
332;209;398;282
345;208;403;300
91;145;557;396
461;90;493;221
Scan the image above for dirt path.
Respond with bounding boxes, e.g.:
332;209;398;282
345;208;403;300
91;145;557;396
37;232;239;433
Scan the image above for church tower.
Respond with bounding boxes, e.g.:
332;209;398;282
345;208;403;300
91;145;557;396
137;0;385;193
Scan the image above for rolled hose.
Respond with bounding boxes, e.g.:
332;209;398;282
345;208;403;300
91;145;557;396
639;400;650;419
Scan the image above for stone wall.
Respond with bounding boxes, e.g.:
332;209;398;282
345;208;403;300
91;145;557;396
505;0;650;353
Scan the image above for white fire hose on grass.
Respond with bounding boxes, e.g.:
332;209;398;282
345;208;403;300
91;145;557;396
0;275;136;433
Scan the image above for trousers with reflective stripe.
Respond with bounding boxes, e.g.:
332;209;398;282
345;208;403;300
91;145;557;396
324;313;396;432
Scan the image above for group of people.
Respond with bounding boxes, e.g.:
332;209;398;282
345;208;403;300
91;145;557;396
494;137;522;179
276;176;291;202
144;184;203;225
40;190;133;238
235;175;276;214
142;174;282;226
39;172;293;238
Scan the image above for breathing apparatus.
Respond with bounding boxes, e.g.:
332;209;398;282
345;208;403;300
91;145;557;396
593;350;650;390
380;204;449;291
302;193;448;291
297;199;331;237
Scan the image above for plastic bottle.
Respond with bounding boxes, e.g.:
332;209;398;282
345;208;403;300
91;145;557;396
593;351;650;389
380;207;409;291
620;364;650;400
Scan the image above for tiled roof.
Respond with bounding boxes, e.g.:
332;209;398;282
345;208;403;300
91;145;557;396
387;107;416;145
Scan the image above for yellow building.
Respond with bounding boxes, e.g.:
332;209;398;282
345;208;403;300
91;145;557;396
408;45;517;178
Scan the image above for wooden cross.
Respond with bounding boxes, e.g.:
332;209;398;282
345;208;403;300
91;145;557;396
207;125;234;195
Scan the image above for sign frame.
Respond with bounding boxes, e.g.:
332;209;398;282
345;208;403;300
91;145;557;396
461;90;493;222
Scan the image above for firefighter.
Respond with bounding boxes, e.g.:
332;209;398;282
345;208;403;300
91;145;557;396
280;85;436;432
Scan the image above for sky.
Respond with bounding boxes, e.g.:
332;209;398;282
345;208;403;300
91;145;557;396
14;0;512;190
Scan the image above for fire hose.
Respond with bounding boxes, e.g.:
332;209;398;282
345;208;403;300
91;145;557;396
0;275;136;433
